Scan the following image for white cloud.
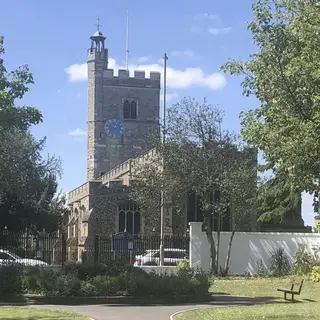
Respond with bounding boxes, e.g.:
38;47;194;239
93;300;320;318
68;128;87;136
170;50;194;58
160;92;179;103
193;13;219;21
208;27;231;36
137;56;151;63
65;58;226;90
65;64;86;82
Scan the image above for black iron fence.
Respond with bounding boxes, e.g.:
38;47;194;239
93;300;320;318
0;230;190;267
0;230;66;266
94;234;190;266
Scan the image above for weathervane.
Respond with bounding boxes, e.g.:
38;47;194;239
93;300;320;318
95;17;101;31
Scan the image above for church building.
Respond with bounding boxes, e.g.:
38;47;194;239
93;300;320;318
66;28;309;262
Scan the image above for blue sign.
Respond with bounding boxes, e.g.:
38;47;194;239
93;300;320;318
112;232;136;253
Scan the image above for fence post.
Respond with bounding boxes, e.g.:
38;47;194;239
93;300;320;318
61;233;67;265
94;235;99;263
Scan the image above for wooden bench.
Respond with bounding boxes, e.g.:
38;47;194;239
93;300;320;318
277;278;304;302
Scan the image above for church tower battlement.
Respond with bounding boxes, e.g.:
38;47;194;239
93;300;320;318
86;28;161;181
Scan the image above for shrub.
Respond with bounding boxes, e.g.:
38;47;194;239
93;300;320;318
78;281;98;297
0;265;23;296
294;244;315;275
126;269;210;297
268;247;292;276
256;260;269;277
176;259;190;275
311;266;320;282
37;269;59;296
54;274;81;297
89;275;124;296
63;261;127;280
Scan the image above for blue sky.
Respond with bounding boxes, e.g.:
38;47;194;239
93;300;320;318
0;0;315;227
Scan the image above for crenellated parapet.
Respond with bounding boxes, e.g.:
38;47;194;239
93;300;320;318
67;181;101;204
101;148;159;186
103;69;161;88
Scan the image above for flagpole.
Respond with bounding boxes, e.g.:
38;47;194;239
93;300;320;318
159;53;168;266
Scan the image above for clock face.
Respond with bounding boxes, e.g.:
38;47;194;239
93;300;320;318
104;119;124;138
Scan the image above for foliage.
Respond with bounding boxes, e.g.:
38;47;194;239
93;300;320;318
126;269;210;297
311;266;320;282
0;265;23;296
2;264;210;298
176;258;192;277
0;37;63;232
63;262;130;280
256;260;269;277
268;247;292;276
294;243;315;275
131;97;257;272
222;0;320;208
256;173;302;224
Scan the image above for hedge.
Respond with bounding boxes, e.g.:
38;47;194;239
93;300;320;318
0;261;210;298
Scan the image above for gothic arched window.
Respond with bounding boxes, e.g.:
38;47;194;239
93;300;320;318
123;100;137;120
123;100;131;119
118;201;141;234
130;101;137;119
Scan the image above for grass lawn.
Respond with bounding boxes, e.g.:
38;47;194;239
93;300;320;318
0;307;90;320
173;277;320;320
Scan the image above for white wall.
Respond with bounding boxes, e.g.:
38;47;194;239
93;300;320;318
189;222;320;275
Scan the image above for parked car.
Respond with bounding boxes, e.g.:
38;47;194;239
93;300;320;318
134;248;188;266
0;249;49;266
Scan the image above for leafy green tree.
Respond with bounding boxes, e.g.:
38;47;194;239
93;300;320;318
0;37;63;232
222;0;320;206
131;97;257;273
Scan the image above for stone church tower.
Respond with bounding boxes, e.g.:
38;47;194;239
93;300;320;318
86;30;161;181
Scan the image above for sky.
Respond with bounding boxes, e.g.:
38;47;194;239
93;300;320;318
0;0;315;227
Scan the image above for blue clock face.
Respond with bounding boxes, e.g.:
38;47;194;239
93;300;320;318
104;119;124;138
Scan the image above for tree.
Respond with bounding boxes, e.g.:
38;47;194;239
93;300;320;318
131;97;257;273
256;170;301;225
222;0;320;205
0;37;63;232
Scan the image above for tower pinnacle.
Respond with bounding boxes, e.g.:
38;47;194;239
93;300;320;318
90;18;106;52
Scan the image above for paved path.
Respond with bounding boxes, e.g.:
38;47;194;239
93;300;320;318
27;295;276;320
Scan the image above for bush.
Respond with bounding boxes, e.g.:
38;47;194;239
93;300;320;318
63;261;127;280
268;247;292;276
0;265;23;296
89;275;124;296
256;260;269;277
311;266;320;282
294;244;315;275
55;274;81;297
0;264;210;299
78;281;99;297
126;269;210;297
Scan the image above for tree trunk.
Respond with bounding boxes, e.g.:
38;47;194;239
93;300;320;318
215;230;220;274
224;227;236;272
204;214;216;274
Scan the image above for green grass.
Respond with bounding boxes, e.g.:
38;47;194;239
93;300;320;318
0;307;90;320
173;277;320;320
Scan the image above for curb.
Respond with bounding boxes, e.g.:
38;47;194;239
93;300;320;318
169;305;236;320
170;307;203;320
